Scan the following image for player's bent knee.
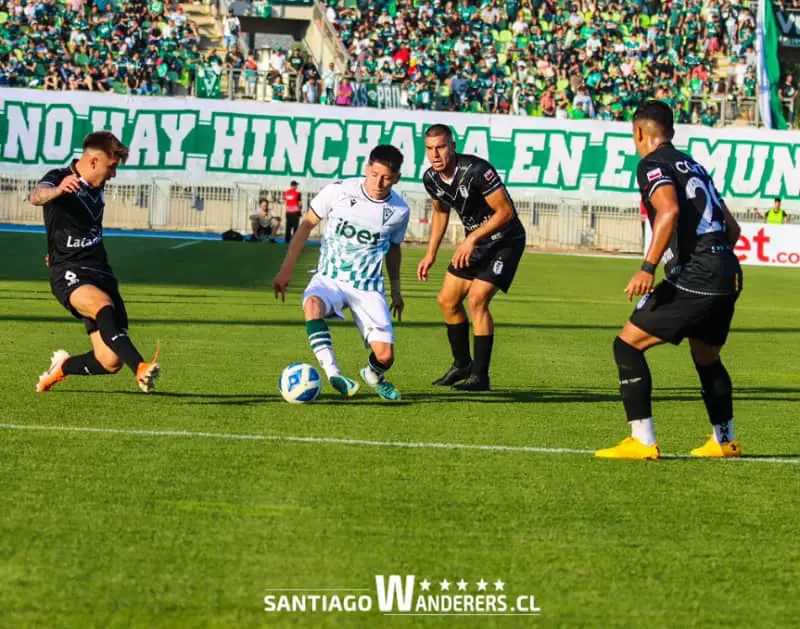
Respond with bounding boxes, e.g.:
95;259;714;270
96;349;123;374
614;336;642;369
436;291;460;314
689;339;721;366
303;296;326;320
466;292;491;314
373;346;394;366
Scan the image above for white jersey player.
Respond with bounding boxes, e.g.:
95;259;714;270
272;145;410;400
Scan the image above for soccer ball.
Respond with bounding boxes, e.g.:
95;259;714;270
279;362;322;403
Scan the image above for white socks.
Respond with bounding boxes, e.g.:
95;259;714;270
629;418;734;446
316;350;340;379
362;365;381;386
630;418;657;446
713;420;735;444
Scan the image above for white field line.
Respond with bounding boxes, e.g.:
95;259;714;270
0;424;797;465
169;240;203;250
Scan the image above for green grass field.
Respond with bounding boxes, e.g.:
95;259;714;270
1;232;798;629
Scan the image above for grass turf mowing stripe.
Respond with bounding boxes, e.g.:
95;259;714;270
1;423;797;464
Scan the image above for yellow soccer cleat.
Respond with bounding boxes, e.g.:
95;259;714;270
595;437;660;460
690;436;742;458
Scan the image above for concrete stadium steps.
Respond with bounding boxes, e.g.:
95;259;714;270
180;2;223;51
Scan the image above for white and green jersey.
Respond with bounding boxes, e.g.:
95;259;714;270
310;178;410;292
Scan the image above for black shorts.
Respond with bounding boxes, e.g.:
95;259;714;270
447;236;526;293
629;280;739;347
50;265;128;335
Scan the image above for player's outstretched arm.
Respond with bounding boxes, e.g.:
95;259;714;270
417;199;449;281
625;185;679;301
272;211;320;302
386;243;404;321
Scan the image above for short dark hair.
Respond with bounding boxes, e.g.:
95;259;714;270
83;131;129;164
424;124;455;143
259;197;269;205
633;100;675;139
775;197;782;203
368;144;404;174
290;180;299;187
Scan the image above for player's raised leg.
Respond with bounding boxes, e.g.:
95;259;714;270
71;284;159;392
432;272;473;386
37;285;159;392
303;293;359;397
595;322;663;460
688;338;741;458
452;279;499;391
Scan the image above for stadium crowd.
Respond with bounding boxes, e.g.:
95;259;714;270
0;0;204;95
325;0;760;123
0;0;789;127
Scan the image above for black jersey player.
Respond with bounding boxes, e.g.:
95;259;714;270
31;131;160;393
595;101;743;461
417;124;526;391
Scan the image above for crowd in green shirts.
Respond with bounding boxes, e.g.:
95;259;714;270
0;0;211;95
327;0;758;125
0;0;769;127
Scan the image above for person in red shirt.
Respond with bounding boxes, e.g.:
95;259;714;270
283;181;302;242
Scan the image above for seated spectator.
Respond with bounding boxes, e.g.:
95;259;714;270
249;198;280;243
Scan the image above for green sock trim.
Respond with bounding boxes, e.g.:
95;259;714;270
305;319;329;337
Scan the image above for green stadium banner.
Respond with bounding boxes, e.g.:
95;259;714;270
0;88;798;205
366;84;403;109
196;66;222;99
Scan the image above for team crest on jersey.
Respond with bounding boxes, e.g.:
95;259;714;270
646;168;663;181
382;205;394;224
434;187;446;197
458;185;469;198
492;259;504;275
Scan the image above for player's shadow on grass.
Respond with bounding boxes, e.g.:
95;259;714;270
401;385;800;405
68;390;412;407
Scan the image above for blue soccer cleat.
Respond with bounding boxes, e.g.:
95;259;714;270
329;374;360;397
359;368;401;401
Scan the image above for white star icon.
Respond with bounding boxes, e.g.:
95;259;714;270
440;579;451;591
494;579;505;591
420;579;431;591
457;579;468;591
476;579;488;591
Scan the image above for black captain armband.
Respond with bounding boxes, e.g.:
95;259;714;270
640;261;657;274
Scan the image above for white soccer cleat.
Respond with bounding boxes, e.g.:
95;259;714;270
36;349;71;392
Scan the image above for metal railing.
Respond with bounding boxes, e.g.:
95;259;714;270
1;174;771;253
688;94;797;128
0;175;643;253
